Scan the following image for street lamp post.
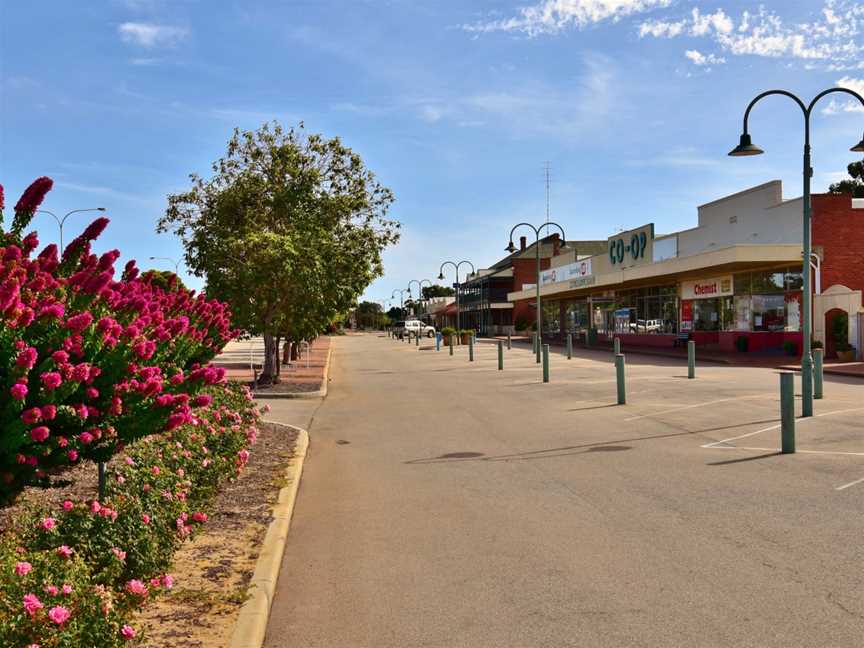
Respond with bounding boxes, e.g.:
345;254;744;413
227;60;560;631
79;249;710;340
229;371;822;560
407;279;433;320
438;260;475;333
36;207;106;253
729;87;864;417
505;222;568;364
149;256;181;274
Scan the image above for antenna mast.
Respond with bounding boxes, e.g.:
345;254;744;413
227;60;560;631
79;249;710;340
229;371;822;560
543;161;551;224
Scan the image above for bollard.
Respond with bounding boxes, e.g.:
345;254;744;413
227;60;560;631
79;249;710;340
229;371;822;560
469;335;474;362
498;340;503;370
687;340;695;379
542;344;550;383
613;337;621;355
507;333;512;350
535;334;541;364
567;334;573;360
449;335;454;356
415;332;419;347
436;333;441;352
780;371;795;453
814;348;823;400
532;332;538;355
615;353;626;404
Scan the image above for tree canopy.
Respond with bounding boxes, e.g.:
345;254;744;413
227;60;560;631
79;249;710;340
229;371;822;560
422;284;455;298
158;122;400;379
828;160;864;198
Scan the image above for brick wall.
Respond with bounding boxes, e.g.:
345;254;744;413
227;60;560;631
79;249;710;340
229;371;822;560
812;193;864;292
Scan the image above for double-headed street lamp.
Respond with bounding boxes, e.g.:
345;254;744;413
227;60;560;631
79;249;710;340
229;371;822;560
36;207;106;253
729;87;864;417
506;222;568;364
407;279;433;319
149;256;182;274
438;260;475;333
391;288;410;317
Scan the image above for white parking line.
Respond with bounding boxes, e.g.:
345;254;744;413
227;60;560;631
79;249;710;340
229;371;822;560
629;394;770;422
836;476;864;491
702;406;864;449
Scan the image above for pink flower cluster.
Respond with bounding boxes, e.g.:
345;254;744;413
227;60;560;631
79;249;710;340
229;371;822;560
0;180;240;498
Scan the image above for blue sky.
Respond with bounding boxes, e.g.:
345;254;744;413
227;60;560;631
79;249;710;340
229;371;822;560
2;0;863;306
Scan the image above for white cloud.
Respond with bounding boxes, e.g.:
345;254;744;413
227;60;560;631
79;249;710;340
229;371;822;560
821;77;864;114
684;49;726;66
118;22;188;48
638;1;864;68
463;0;673;36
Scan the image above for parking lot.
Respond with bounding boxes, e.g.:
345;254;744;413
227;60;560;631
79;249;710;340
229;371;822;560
269;333;864;648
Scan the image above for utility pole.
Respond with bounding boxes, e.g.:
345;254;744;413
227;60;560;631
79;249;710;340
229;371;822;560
543;161;551;224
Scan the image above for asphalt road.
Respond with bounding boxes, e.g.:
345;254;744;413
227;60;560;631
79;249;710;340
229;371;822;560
262;333;864;648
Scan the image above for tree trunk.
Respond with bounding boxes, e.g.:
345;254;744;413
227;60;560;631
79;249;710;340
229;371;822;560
282;340;292;364
275;335;282;376
290;339;300;361
260;332;280;384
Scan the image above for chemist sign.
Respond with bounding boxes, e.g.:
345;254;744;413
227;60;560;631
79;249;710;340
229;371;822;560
681;276;733;300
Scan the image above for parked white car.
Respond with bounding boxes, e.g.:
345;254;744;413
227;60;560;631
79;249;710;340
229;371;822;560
394;320;436;338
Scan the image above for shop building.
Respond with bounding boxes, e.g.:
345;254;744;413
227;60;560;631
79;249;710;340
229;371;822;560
460;235;606;336
507;181;864;356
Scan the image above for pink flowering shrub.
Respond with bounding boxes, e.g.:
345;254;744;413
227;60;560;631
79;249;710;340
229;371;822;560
1;383;263;646
0;177;240;501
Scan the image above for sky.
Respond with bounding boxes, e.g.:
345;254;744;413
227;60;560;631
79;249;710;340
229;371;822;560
2;0;864;307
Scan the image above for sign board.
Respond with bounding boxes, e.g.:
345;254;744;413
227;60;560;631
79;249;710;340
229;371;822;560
540;259;593;286
522;283;536;290
569;275;596;289
608;224;655;269
681;275;733;300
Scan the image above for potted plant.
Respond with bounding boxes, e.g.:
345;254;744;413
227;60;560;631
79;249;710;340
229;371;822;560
460;329;474;345
836;340;856;362
812;339;824;350
441;327;456;345
735;336;749;353
783;340;797;356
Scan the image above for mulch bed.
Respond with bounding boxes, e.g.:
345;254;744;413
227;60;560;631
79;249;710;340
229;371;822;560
135;421;298;647
250;380;322;394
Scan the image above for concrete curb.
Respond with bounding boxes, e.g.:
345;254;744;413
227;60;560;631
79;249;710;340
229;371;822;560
227;421;309;648
253;343;333;400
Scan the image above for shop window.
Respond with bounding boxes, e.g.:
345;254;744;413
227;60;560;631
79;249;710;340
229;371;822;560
733;296;751;331
693;299;721;331
734;272;751;295
751;271;786;293
565;301;589;333
542;302;560;335
752;294;786;331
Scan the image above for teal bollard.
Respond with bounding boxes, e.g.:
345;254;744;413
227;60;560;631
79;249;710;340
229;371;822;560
532;332;538;355
687;340;695;379
435;333;441;352
780;371;795;453
415;331;419;347
507;333;512;350
615;354;626;405
814;348;823;400
469;335;474;362
498;340;503;370
449;335;454;356
613;337;620;355
542;344;550;383
567;334;573;360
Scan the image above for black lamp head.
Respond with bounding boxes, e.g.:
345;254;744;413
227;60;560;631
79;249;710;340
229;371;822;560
850;132;864;153
437;272;445;280
728;133;764;157
505;240;517;253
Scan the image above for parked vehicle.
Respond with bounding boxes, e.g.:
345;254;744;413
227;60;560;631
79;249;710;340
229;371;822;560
393;320;436;339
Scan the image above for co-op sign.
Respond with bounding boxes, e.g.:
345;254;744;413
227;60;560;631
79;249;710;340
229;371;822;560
540;259;593;286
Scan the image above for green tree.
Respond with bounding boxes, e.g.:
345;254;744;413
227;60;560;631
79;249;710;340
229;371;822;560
387;306;405;321
355;301;384;329
158;122;400;382
828;160;864;198
140;269;187;292
422;284;455;298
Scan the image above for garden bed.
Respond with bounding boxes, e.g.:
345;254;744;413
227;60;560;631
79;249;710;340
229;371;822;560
135;421;297;647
